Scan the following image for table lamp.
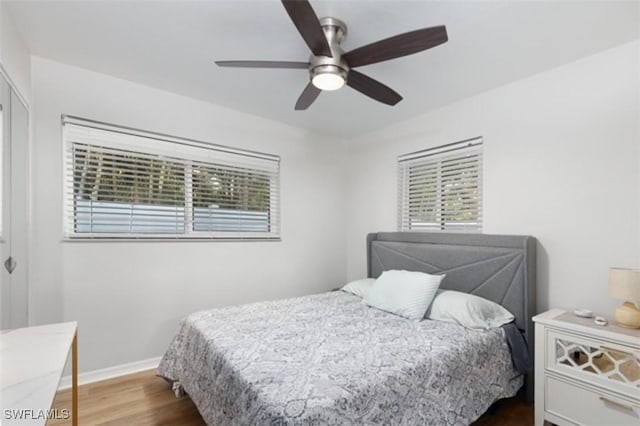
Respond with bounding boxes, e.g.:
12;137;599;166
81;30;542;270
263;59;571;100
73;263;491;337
608;267;640;328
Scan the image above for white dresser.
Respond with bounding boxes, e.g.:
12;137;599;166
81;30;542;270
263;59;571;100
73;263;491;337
533;309;640;426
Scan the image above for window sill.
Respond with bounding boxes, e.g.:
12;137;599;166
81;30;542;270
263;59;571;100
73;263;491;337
61;236;281;243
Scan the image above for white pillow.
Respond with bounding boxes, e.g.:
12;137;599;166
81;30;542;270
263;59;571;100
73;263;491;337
363;270;444;320
426;290;514;330
341;278;375;298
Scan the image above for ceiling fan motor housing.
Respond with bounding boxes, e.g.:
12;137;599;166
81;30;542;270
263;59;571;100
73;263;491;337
309;17;350;89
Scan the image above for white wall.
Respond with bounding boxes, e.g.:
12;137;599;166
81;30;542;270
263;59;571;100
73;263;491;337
0;3;30;103
30;57;347;372
345;41;640;318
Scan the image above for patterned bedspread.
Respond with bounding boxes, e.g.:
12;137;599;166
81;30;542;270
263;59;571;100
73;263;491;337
158;291;522;425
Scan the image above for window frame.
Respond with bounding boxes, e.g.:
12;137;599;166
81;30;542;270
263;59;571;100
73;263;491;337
62;115;281;241
398;137;483;233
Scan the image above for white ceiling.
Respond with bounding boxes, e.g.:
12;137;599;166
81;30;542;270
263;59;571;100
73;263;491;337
6;0;639;137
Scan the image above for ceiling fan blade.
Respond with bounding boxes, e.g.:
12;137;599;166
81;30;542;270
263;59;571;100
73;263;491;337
215;61;309;69
343;26;447;68
347;70;402;106
295;82;321;110
281;0;332;58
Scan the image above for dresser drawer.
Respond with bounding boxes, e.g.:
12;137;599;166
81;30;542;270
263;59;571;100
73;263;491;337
546;376;640;426
546;329;640;398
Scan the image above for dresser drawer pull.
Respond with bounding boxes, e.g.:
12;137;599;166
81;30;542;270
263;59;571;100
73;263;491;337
599;396;637;416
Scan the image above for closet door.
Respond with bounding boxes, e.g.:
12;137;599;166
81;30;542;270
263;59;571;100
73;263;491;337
0;73;10;328
0;73;28;329
9;89;28;328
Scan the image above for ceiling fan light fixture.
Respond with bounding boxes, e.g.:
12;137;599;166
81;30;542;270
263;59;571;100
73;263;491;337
311;65;347;91
312;73;344;91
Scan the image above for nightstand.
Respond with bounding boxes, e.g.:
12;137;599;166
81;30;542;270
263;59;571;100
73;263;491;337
533;309;640;426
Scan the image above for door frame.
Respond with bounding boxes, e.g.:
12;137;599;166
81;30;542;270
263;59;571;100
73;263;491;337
0;62;30;329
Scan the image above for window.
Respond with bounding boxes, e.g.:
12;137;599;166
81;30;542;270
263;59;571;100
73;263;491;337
398;137;482;232
63;116;280;239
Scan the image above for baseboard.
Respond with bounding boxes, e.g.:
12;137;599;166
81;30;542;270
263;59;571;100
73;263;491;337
58;356;162;390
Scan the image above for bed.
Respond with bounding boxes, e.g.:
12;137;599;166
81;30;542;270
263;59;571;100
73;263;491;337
158;232;537;425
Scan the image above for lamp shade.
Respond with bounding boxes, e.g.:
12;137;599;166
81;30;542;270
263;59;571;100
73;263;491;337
609;267;640;302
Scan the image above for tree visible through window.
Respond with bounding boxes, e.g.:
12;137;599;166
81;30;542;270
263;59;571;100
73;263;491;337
398;138;482;232
74;147;185;207
191;163;272;232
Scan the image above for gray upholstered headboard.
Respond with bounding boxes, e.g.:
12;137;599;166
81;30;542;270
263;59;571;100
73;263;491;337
367;231;536;401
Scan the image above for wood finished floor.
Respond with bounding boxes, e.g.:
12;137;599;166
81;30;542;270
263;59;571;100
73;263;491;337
49;369;533;425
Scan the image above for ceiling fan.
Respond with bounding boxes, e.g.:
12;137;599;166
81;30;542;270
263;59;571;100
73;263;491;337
215;0;448;110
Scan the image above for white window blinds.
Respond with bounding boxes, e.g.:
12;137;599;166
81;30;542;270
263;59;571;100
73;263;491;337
63;116;280;239
398;137;482;232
